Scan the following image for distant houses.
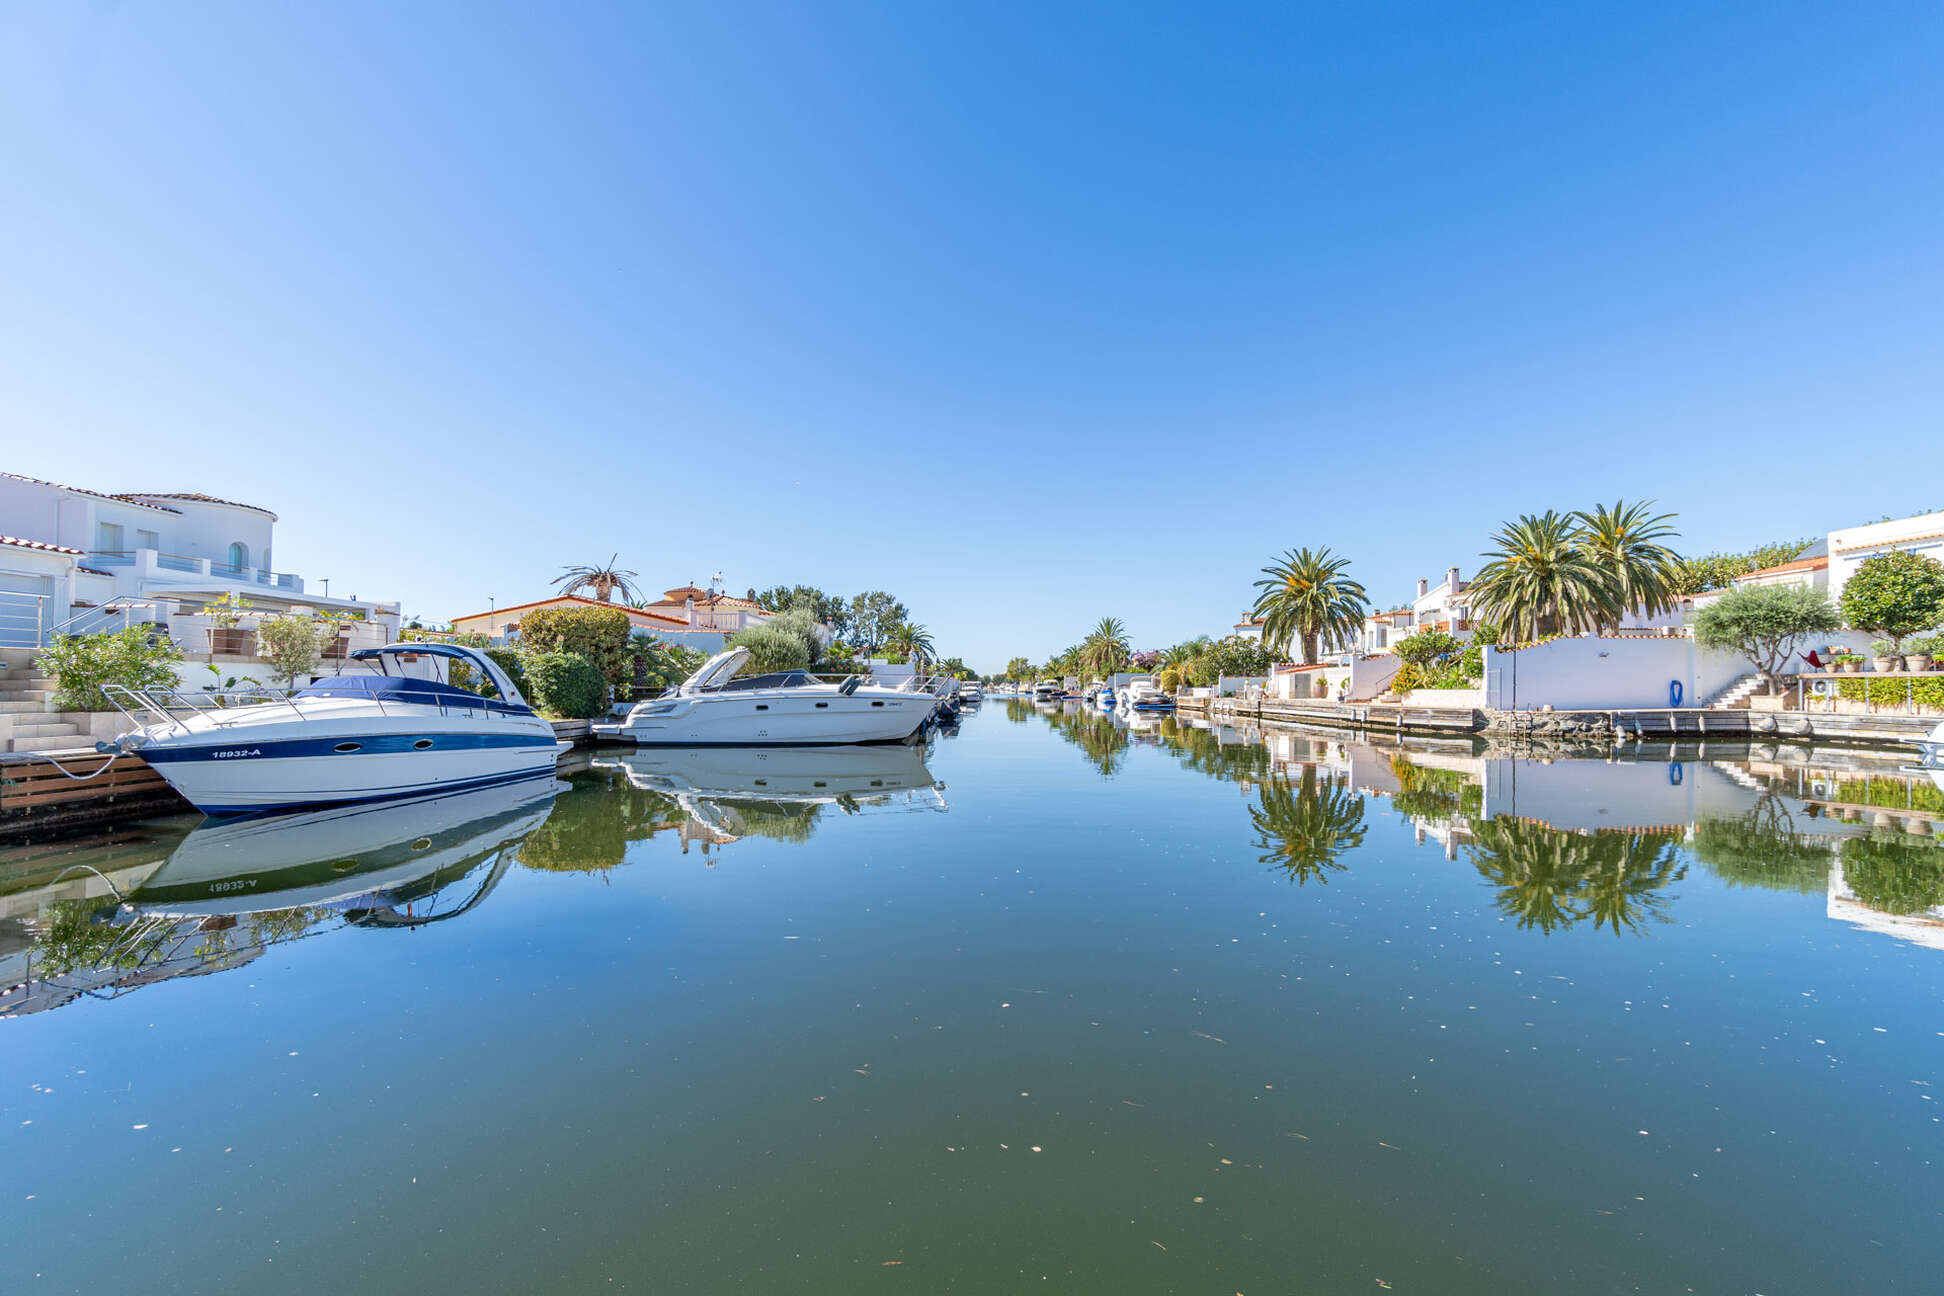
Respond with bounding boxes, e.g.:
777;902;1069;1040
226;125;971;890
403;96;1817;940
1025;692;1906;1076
448;582;776;654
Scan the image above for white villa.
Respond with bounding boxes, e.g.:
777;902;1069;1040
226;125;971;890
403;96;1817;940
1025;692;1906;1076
0;470;401;652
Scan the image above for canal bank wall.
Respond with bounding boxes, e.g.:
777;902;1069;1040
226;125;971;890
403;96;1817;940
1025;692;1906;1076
1180;693;1934;751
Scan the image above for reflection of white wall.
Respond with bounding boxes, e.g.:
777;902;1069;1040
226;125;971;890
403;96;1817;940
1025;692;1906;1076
1483;637;1804;711
1480;756;1743;832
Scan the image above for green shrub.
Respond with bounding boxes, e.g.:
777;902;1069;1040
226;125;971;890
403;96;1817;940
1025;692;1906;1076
1390;662;1425;694
1840;551;1944;652
255;614;331;687
37;626;183;711
523;651;608;718
1395;630;1461;668
763;608;824;665
485;647;528;696
518;606;632;688
727;623;811;674
1836;678;1944;709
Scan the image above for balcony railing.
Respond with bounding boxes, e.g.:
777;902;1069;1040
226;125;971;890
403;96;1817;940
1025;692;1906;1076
156;552;202;573
87;549;135;567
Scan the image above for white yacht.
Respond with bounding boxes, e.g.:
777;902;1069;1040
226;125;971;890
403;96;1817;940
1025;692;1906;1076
1121;677;1175;711
1032;679;1063;702
958;681;985;704
100;643;567;817
594;648;935;746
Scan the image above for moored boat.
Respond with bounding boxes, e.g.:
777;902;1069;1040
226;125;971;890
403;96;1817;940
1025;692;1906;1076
99;643;566;817
595;648;935;746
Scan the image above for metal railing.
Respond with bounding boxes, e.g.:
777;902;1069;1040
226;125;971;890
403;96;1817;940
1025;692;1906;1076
46;596;172;641
0;590;49;648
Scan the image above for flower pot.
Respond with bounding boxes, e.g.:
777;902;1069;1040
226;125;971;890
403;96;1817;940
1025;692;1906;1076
209;627;253;656
1873;657;1897;674
1841;661;1862;674
1909;654;1935;673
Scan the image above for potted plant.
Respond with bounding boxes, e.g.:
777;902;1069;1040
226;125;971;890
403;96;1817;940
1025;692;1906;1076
1907;634;1939;673
1834;652;1865;674
206;591;255;656
1871;641;1900;674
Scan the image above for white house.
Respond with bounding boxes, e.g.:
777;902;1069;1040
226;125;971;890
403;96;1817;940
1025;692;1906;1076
1827;510;1944;606
0;470;400;650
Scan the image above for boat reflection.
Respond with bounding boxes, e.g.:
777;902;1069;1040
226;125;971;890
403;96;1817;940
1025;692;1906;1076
590;744;945;854
2;774;564;1017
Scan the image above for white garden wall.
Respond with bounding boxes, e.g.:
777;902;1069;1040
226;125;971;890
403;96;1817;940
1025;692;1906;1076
1482;636;1802;711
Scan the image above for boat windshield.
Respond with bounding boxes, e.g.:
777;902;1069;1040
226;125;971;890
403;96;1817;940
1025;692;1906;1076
700;671;816;693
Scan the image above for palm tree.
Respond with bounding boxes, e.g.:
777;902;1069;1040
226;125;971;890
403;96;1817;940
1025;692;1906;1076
1250;765;1367;885
1573;500;1682;631
888;622;936;666
1079;617;1131;676
552;554;641;604
1467;513;1617;641
1252;547;1370;665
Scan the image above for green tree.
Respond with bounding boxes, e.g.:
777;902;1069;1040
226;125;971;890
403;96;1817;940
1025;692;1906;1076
1574;499;1682;629
886;621;936;666
1252;547;1370;664
254;613;330;687
1078;617;1131;676
846;591;909;652
519;604;633;691
1691;584;1841;694
1669;538;1815;596
1469;511;1618;640
755;585;848;637
551;554;640;604
1004;656;1033;681
1839;551;1944;656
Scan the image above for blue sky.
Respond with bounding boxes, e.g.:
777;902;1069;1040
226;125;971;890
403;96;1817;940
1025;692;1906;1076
3;2;1939;669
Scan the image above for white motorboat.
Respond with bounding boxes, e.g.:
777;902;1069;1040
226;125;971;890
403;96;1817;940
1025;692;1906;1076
958;681;985;704
125;773;562;918
593;648;935;746
1122;677;1175;711
1032;679;1063;702
100;643;567;817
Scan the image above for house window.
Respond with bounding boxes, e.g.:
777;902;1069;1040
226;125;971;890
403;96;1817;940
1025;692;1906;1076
226;542;250;571
136;529;159;551
96;522;123;553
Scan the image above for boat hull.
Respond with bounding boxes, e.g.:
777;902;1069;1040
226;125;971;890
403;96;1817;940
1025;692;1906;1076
138;732;563;815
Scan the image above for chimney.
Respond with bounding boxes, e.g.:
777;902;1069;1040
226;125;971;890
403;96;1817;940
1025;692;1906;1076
1416;578;1428;599
1447;566;1461;592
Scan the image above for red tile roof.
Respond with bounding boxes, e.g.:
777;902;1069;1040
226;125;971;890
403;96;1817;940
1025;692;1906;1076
0;533;85;555
115;491;277;518
1;471;179;512
450;594;692;627
1735;555;1829;580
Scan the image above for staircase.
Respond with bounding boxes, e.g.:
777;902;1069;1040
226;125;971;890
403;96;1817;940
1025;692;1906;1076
1706;674;1766;711
0;648;83;754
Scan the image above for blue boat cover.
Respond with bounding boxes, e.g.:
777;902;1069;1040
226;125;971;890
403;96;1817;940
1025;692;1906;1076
294;675;534;715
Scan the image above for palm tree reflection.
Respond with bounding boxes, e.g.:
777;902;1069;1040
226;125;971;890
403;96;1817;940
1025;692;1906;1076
1467;818;1685;935
1251;765;1367;886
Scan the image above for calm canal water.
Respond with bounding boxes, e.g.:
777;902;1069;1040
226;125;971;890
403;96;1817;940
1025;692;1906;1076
4;703;1943;1293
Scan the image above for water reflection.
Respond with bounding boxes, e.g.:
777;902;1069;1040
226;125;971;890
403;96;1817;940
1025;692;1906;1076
1249;764;1367;886
1085;712;1944;945
590;743;944;854
3;775;563;1017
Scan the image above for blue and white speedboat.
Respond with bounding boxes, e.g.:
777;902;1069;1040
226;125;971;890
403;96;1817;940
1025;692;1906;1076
1122;678;1175;712
101;643;566;816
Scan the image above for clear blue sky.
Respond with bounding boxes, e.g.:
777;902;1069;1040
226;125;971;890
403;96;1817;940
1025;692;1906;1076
4;2;1939;669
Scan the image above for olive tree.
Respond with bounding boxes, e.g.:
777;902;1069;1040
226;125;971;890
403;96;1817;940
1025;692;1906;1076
1840;551;1944;656
1691;585;1840;695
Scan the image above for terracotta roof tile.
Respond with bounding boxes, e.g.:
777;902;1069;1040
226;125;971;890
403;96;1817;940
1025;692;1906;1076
115;491;277;518
1735;555;1829;580
1;471;180;512
0;533;85;555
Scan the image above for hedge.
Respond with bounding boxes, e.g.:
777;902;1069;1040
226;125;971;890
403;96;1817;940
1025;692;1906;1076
1836;677;1944;710
518;606;631;687
523;651;608;718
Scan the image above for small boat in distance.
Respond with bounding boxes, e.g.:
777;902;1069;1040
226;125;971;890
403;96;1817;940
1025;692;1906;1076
99;643;566;817
1122;678;1175;712
595;648;935;746
1033;679;1063;702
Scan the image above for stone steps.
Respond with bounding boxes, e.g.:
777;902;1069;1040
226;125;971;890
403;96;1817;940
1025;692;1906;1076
9;734;95;754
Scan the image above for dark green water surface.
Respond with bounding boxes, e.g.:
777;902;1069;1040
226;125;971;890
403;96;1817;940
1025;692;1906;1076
4;705;1942;1293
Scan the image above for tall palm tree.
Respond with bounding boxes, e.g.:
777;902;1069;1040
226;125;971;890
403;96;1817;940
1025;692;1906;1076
1079;617;1131;676
1251;765;1367;885
1252;547;1370;665
552;554;641;604
1573;500;1682;631
1467;513;1617;641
